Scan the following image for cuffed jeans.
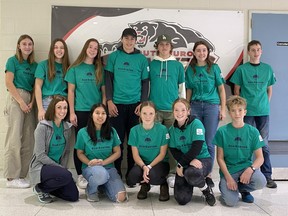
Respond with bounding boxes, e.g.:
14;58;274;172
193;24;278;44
244;116;272;179
82;166;126;202
219;168;266;207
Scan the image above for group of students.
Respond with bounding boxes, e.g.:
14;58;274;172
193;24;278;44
3;27;277;207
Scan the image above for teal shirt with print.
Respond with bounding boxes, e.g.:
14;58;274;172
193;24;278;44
75;127;121;169
169;118;210;159
105;50;149;104
5;55;37;92
149;59;185;111
48;122;65;163
35;60;67;98
214;123;265;177
185;64;225;104
128;123;169;164
65;62;104;111
230;62;276;116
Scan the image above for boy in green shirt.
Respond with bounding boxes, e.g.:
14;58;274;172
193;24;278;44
214;95;266;206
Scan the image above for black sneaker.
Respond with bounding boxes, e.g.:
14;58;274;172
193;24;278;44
266;178;277;188
137;183;151;200
202;187;216;206
205;177;215;188
33;184;53;204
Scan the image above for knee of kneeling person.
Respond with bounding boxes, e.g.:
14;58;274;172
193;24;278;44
222;195;238;207
116;191;127;203
175;195;191;205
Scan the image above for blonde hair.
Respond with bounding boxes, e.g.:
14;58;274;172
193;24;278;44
139;101;157;123
172;98;190;111
226;95;247;111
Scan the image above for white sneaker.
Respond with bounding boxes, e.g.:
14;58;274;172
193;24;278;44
6;179;30;188
167;174;175;188
77;175;88;189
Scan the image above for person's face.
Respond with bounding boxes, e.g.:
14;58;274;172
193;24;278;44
193;44;208;63
54;41;65;60
86;41;98;60
54;100;68;122
121;35;136;53
92;106;107;128
173;102;190;125
248;44;262;62
157;41;172;58
18;38;34;58
229;104;247;123
140;106;156;126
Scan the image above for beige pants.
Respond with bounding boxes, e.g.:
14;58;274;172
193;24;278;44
3;89;36;179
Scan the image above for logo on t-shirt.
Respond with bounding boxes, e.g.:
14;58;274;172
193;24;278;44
234;137;242;141
196;128;203;135
259;135;263;142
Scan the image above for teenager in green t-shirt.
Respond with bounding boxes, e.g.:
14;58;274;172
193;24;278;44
230;40;277;189
35;38;70;121
185;41;226;188
214;95;266;206
169;98;216;206
75;104;126;203
65;38;106;189
127;101;170;201
4;34;37;189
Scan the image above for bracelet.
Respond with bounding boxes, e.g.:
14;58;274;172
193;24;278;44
147;165;152;169
141;164;146;169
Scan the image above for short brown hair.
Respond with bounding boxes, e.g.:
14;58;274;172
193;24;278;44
226;95;246;111
247;40;262;51
45;95;69;121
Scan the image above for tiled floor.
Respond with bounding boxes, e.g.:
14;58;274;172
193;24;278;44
0;169;287;216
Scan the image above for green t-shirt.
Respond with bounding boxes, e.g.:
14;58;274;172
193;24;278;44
149;58;185;111
35;60;67;98
48;122;65;163
128;123;169;164
5;55;37;92
169;118;210;159
214;123;265;177
230;62;276;116
65;62;104;111
185;64;225;104
105;50;149;104
75;127;121;169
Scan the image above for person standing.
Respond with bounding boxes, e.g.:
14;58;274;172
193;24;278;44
29;96;79;203
65;38;106;189
230;40;277;188
34;38;70;121
4;34;37;188
105;28;149;182
186;40;226;188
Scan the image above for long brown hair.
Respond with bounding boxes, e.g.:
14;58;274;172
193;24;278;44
45;95;69;121
189;40;212;74
47;38;70;81
68;38;103;84
15;34;35;64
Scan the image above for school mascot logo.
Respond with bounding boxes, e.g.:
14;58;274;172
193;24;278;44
100;20;219;66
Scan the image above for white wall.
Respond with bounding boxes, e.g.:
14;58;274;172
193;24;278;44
1;0;288;170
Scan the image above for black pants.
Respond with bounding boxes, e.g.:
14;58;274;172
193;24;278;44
38;165;79;202
110;103;139;178
74;111;90;175
174;158;212;205
127;162;170;185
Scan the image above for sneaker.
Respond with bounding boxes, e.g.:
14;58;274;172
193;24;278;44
85;188;99;202
167;174;175;188
77;175;88;189
205;177;215;188
137;183;151;200
266;178;277;188
241;192;254;203
33;184;53;204
202;187;216;206
159;182;170;201
6;178;30;188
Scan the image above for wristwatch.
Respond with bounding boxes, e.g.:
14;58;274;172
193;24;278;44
147;165;152;169
250;165;256;172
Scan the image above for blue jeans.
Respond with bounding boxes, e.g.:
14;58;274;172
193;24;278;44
42;96;53;111
244;116;272;179
82;166;126;202
191;101;219;170
219;168;266;207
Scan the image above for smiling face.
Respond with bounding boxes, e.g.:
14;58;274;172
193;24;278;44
18;38;34;59
193;44;208;64
248;44;262;63
121;35;136;53
92;106;107;129
157;41;172;58
173;101;190;126
140;105;156;128
54;41;65;61
54;100;68;123
86;41;98;61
